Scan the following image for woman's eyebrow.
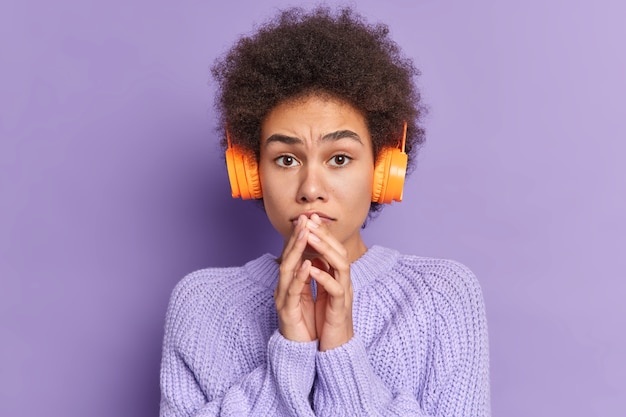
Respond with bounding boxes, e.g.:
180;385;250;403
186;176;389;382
264;130;363;147
322;130;363;144
264;134;302;146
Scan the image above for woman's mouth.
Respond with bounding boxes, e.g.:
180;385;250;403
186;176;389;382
290;212;335;226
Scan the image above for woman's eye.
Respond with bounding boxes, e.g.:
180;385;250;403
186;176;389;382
275;155;299;167
329;154;351;167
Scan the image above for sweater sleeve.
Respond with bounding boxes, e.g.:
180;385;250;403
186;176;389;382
313;260;490;417
314;334;427;416
159;274;317;417
422;261;491;416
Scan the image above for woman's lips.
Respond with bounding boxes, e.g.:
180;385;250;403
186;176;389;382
290;212;334;226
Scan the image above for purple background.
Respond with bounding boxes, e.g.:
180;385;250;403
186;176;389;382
1;0;625;416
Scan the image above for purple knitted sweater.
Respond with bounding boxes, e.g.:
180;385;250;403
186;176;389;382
159;245;490;416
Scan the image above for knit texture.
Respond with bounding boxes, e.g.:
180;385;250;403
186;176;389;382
159;245;490;416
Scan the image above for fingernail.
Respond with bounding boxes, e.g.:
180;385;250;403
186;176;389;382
308;233;320;243
306;219;319;229
311;213;321;223
298;229;305;240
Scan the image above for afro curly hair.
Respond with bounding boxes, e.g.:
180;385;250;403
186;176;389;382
211;6;426;215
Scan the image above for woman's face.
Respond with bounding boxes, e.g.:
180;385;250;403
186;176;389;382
259;95;375;262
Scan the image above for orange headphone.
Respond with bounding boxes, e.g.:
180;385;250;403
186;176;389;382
225;122;408;204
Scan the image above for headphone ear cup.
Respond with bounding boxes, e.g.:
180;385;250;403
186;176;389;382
372;148;407;204
225;146;242;198
242;153;262;199
386;148;408;202
372;149;392;203
225;146;262;199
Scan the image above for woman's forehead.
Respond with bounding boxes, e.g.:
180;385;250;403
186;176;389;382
262;95;368;133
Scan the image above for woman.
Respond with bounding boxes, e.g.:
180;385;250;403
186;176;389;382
160;7;490;416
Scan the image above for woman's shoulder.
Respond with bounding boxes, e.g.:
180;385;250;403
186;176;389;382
401;254;487;333
164;253;279;323
378;247;486;311
169;265;242;306
172;253;278;295
398;252;480;288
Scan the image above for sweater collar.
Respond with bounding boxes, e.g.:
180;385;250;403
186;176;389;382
244;245;399;292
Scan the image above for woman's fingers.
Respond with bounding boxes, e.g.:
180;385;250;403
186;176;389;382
275;215;308;300
281;215;307;266
309;264;345;299
310;264;354;351
303;217;350;286
275;213;355;347
302;214;354;350
275;215;317;342
306;214;346;259
284;259;312;310
278;258;316;342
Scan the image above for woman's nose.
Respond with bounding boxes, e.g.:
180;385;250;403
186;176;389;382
296;165;328;202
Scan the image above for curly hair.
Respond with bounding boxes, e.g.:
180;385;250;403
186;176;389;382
211;6;426;214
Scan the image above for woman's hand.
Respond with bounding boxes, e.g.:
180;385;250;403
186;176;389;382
275;214;355;350
274;215;317;343
304;214;354;351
